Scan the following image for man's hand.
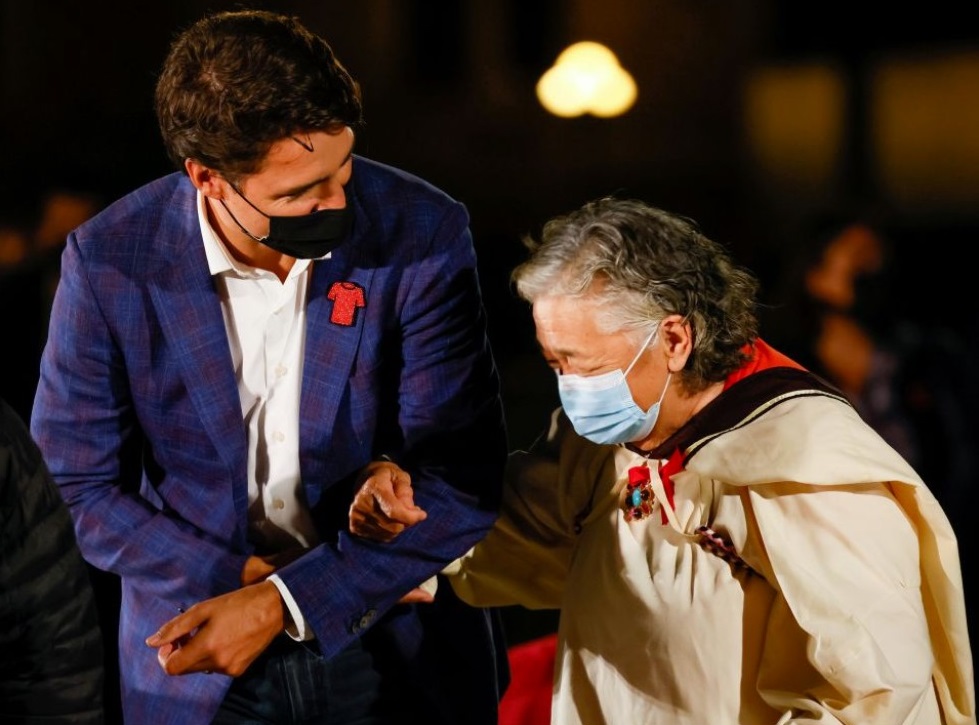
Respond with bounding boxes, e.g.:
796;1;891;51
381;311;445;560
349;460;427;542
145;580;286;677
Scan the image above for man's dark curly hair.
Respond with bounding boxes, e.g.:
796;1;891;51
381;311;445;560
155;10;364;180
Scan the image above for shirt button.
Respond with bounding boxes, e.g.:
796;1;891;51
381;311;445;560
275;364;288;377
272;498;285;510
272;431;285;443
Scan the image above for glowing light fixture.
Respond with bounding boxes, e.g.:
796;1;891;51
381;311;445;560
536;41;637;118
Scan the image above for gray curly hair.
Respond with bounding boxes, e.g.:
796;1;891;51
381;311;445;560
512;197;759;391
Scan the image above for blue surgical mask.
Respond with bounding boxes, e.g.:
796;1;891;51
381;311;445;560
557;327;671;445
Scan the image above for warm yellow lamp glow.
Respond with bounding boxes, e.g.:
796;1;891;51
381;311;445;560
536;41;637;118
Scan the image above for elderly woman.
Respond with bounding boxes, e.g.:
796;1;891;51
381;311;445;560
350;197;975;725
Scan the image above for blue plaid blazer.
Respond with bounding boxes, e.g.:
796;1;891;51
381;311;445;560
32;157;509;725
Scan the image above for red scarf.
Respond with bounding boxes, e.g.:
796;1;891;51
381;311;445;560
636;339;805;524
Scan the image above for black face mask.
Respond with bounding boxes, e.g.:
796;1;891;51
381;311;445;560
220;186;353;259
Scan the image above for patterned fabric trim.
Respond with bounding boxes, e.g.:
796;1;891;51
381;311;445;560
695;525;751;573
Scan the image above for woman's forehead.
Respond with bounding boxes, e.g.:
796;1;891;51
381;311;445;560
533;296;624;355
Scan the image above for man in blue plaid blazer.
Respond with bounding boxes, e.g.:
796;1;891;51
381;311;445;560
31;10;508;725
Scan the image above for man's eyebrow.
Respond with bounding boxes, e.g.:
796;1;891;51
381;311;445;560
277;173;329;199
275;149;355;198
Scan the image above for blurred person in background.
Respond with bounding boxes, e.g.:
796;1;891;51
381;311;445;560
762;211;977;653
0;186;102;424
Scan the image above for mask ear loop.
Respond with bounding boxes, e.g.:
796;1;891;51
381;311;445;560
218;199;268;243
230;183;273;221
623;324;660;377
624;322;672;414
629;312;692;380
623;323;672;401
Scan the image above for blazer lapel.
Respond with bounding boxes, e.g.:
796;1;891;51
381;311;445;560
148;193;249;534
300;204;376;504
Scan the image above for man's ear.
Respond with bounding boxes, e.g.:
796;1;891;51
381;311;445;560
184;158;227;199
660;314;692;372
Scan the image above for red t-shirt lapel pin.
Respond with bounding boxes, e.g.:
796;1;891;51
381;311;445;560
327;281;365;326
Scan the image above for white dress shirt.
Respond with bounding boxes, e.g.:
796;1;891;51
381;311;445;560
197;191;322;639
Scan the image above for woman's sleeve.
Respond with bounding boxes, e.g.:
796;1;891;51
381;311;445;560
744;480;943;724
446;408;615;610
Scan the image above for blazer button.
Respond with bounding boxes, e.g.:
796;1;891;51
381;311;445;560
351;608;377;633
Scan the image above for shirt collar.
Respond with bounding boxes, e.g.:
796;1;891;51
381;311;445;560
198;190;238;277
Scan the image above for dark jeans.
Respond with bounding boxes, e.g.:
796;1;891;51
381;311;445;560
211;636;390;725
